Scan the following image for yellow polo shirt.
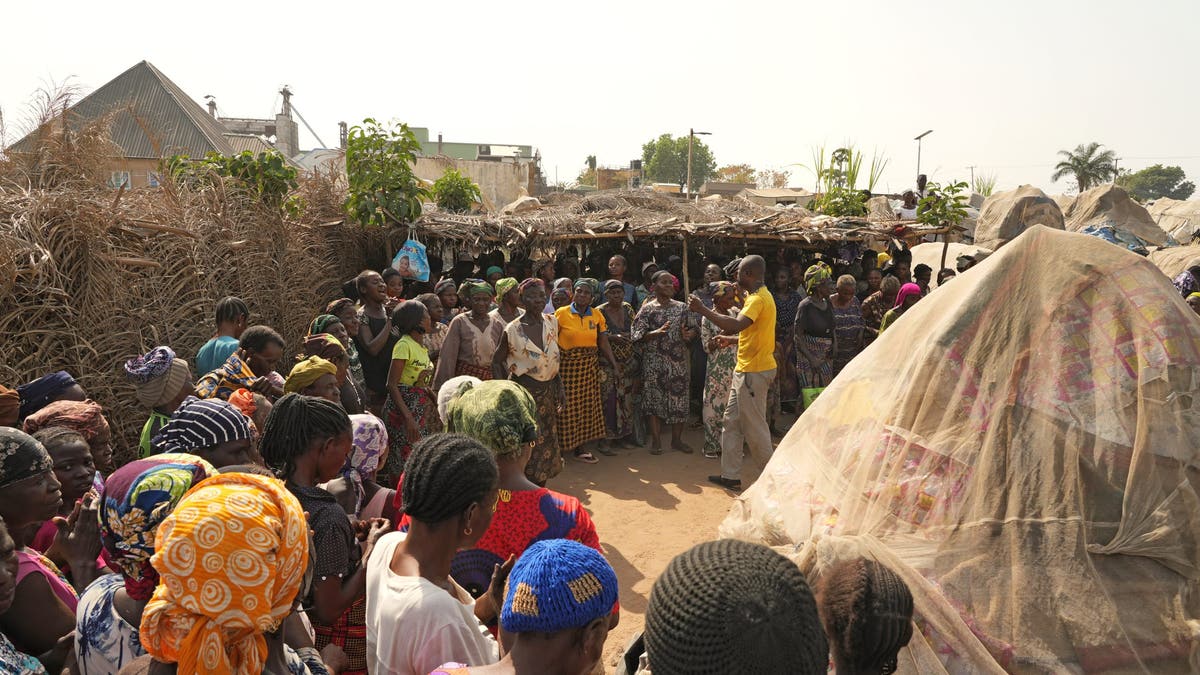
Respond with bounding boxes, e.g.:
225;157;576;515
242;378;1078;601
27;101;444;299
555;304;607;350
736;286;776;373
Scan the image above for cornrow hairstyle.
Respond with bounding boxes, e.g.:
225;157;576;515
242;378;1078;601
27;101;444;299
392;300;428;336
31;426;88;455
401;433;498;525
258;393;351;479
215;296;250;325
817;558;914;675
239;325;286;352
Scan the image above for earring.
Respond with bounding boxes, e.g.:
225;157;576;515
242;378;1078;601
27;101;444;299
464;526;473;536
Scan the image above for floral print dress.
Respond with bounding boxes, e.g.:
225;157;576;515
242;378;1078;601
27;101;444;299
701;310;738;456
632;298;692;425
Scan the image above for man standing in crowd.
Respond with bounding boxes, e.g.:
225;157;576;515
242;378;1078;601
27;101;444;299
688;255;776;492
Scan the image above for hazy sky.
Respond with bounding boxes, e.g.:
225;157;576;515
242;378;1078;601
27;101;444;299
4;0;1198;196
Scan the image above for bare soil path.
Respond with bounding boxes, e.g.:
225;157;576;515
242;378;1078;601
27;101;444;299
554;423;776;672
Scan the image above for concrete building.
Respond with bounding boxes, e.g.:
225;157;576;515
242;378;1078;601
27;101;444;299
738;187;815;207
701;181;756;198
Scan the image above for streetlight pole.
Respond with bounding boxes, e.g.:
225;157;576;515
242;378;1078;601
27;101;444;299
686;128;711;201
914;129;933;189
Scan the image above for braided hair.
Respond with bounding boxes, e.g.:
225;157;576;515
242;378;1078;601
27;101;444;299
258;393;351;479
215;296;249;325
400;433;498;525
817;558;914;675
31;426;88;456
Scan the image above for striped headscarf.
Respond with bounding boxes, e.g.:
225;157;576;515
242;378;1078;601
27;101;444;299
151;397;252;456
140;473;309;675
99;453;217;600
434;279;458;296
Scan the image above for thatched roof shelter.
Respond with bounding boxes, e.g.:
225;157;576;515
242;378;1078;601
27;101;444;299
405;190;958;252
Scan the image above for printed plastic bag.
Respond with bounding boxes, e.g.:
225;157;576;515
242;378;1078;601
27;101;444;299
392;239;430;282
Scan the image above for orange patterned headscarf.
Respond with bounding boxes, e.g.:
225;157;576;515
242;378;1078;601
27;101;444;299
139;473;309;675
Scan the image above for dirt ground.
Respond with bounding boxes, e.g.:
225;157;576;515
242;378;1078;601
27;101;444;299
554;421;780;673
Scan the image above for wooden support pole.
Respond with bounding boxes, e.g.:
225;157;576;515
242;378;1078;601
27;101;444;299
682;233;691;296
939;231;950;271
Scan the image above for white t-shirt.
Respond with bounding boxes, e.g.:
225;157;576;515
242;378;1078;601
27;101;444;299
365;531;499;675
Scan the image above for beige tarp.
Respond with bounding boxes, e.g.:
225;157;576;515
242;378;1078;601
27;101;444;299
973;186;1064;250
1064;184;1172;247
909;242;991;289
721;226;1200;674
1147;198;1200;243
1147;244;1200;280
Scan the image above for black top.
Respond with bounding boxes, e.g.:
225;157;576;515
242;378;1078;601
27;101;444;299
288;484;358;586
354;313;397;395
795;297;835;338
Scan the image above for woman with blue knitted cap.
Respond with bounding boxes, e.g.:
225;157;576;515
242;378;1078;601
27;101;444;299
431;538;618;675
150;396;255;468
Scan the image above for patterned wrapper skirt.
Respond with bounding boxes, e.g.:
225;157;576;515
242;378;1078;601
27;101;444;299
795;335;834;390
314;597;367;675
380;384;438;484
557;347;606;453
601;339;636;439
518;376;564;484
455;360;494;381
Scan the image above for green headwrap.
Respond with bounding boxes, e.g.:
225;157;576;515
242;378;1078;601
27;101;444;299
459;279;494;298
804;263;832;295
308;314;341;336
495;277;519;302
573;278;599;294
447;380;538;458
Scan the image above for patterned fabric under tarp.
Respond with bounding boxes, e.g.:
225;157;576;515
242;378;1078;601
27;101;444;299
721;226;1200;674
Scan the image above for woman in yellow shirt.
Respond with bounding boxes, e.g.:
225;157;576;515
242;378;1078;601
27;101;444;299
380;300;436;485
554;278;621;464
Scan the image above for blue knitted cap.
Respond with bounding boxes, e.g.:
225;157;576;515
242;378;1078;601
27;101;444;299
500;539;618;633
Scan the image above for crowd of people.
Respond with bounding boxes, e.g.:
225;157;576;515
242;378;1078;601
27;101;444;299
0;241;933;674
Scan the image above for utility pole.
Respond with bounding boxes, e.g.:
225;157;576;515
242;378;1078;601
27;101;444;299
967;165;976;185
685;128;712;201
914;130;933;188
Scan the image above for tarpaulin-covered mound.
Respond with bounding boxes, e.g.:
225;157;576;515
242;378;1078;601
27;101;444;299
1065;184;1174;249
973;186;1064;250
1148;244;1200;281
721;226;1200;674
1147;198;1200;243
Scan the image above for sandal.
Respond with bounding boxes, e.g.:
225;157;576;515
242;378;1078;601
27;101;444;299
597;445;619;456
573;449;599;464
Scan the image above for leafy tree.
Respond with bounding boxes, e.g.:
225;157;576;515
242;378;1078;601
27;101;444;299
166;150;298;211
1116;164;1195;201
917;180;970;230
431;168;481;212
810;187;866;217
345;118;428;226
641;133;716;191
715;163;756;184
576;156;598;187
756;168;791;189
1051;142;1117;193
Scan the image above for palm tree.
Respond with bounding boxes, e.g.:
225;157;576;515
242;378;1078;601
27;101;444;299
1052;143;1117;193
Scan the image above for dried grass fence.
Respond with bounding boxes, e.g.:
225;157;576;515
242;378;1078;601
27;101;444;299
0;171;391;465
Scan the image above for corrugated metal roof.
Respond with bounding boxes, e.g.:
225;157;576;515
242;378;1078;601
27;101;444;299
740;188;813;198
223;133;273;155
12;61;234;159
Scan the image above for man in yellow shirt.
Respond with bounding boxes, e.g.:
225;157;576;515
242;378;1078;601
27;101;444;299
688;255;776;491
